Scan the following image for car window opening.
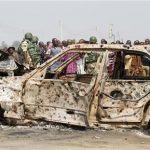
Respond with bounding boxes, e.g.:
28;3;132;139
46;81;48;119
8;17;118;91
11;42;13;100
106;50;150;80
44;52;101;84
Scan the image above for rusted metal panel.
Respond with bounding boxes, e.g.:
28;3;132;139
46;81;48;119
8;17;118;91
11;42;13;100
98;80;150;122
0;77;25;119
22;79;94;126
0;77;23;102
102;80;150;106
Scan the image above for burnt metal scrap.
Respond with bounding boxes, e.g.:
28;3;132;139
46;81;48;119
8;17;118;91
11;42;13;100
99;81;150;122
0;44;149;129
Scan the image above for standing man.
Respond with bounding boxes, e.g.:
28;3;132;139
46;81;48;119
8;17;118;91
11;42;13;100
28;36;41;69
44;41;53;61
101;39;107;44
7;47;25;75
89;36;97;44
18;32;33;69
145;39;150;45
50;38;62;71
84;36;98;74
39;41;46;63
126;40;132;46
62;40;68;50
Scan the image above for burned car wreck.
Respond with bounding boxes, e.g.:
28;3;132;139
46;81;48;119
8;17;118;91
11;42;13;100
0;44;150;128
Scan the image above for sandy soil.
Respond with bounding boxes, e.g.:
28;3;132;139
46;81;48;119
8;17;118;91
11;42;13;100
0;125;149;150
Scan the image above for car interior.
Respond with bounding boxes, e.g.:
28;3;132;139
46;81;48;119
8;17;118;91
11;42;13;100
44;52;101;84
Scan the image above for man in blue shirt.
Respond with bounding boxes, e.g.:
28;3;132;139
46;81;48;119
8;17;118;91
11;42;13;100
50;38;62;71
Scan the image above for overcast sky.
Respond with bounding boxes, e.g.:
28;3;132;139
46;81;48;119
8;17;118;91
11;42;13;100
0;1;150;44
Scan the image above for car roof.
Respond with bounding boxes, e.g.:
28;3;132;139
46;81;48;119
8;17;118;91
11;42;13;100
66;44;150;54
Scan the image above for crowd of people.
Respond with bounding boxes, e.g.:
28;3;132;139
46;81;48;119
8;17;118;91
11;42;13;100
1;32;150;76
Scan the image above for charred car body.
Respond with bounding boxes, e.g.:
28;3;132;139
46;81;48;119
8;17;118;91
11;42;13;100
0;44;150;128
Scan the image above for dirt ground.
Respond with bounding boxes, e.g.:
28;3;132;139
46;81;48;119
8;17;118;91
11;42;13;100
0;125;150;150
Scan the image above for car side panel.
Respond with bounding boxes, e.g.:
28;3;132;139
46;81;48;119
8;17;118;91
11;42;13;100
98;80;150;123
23;79;94;126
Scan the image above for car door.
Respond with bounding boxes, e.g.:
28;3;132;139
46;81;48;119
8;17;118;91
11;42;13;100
98;50;150;123
22;51;104;127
